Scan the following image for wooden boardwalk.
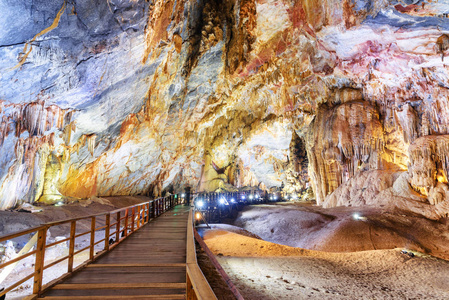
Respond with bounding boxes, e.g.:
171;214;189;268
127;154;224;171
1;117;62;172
39;205;190;300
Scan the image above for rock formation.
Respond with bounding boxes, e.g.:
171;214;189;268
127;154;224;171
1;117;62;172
1;0;449;219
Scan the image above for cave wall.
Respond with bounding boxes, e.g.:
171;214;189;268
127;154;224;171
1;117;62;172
1;0;449;216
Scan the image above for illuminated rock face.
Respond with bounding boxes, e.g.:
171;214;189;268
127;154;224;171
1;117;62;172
1;0;449;217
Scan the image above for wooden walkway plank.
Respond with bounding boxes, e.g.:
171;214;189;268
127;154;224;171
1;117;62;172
40;296;185;300
52;283;186;289
86;263;186;268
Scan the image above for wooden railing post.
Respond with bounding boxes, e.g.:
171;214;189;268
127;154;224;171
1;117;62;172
131;207;135;232
146;202;150;223
124;209;129;237
104;214;110;251
140;205;144;226
68;221;76;272
90;216;96;261
116;211;121;242
160;199;163;214
140;205;143;227
137;205;141;229
186;273;194;300
33;227;47;296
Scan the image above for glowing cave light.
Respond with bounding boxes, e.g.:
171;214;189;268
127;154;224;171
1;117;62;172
274;195;277;200
230;198;236;203
242;195;246;200
195;212;201;220
181;194;186;197
292;194;298;200
55;201;64;206
353;213;362;220
196;200;204;208
249;195;253;200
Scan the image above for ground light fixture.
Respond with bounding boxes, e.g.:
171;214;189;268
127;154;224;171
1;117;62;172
230;198;236;203
241;195;246;200
352;213;366;220
249;195;253;200
219;198;228;205
196;200;205;209
181;193;186;197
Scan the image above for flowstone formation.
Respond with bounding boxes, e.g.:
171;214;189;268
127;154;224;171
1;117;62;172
1;0;449;219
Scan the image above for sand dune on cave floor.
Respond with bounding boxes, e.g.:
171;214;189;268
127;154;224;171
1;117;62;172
203;229;449;299
230;203;449;260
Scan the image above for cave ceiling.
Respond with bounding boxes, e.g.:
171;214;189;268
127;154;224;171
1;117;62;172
1;0;449;218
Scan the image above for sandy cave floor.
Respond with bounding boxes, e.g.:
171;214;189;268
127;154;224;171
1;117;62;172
198;203;449;299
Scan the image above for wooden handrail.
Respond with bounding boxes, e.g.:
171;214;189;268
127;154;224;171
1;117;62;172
186;208;217;300
0;194;180;299
0;226;44;243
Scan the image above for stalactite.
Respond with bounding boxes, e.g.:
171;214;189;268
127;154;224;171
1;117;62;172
86;134;96;156
307;99;386;205
409;135;449;192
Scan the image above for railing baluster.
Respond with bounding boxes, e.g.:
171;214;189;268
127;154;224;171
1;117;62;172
33;227;47;296
151;201;155;219
146;202;150;223
116;211;121;242
90;216;96;261
131;207;135;232
138;205;142;227
136;206;140;229
124;208;129;237
104;214;110;251
68;221;76;272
